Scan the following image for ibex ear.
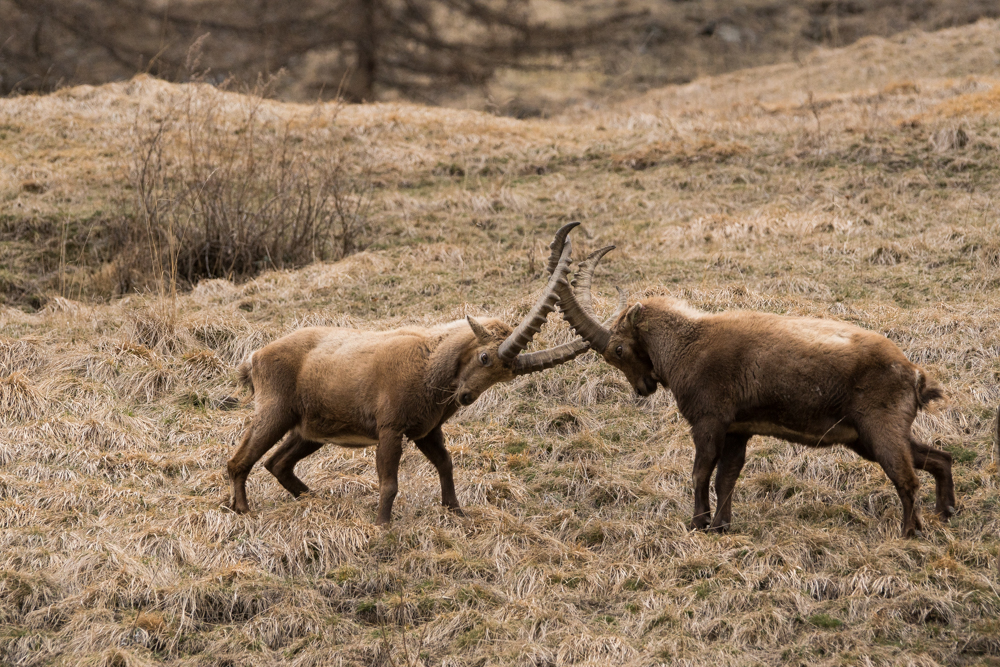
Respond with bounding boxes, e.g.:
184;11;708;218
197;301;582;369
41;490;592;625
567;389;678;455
627;303;644;327
466;316;491;344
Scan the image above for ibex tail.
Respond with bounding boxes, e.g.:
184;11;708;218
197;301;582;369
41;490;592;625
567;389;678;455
915;369;944;410
237;353;255;397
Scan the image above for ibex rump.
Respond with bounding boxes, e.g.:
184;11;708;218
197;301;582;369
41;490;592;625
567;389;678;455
557;252;955;538
229;224;589;524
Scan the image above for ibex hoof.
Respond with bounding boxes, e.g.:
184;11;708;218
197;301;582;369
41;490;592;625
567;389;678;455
228;498;251;514
940;505;957;519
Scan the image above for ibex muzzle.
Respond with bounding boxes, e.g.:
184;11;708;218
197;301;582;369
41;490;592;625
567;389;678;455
227;223;588;525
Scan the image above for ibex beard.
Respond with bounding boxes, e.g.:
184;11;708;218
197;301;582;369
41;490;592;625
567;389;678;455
226;223;589;525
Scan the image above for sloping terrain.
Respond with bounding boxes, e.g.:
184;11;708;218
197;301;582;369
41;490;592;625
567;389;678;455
1;20;999;667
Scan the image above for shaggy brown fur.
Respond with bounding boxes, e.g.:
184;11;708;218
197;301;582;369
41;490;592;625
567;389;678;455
560;293;955;538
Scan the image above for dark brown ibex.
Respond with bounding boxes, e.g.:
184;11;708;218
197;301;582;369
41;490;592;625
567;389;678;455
227;224;590;524
556;250;955;538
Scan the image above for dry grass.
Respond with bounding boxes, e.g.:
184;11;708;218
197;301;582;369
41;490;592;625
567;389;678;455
2;20;1000;667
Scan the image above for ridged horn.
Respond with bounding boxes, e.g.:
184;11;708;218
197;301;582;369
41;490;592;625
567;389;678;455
555;272;612;353
515;283;629;373
610;287;629;323
544;222;581;277
572;245;615;316
512;338;591;376
498;240;574;363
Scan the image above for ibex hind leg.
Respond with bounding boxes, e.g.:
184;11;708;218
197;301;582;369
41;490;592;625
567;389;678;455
228;406;297;513
856;419;923;538
909;437;956;520
264;431;324;498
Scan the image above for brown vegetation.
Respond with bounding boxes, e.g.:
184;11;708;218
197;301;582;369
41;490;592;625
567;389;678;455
1;20;999;666
119;78;377;292
0;0;643;105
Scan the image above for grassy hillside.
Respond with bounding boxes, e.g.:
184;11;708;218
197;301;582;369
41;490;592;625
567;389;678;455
1;19;999;667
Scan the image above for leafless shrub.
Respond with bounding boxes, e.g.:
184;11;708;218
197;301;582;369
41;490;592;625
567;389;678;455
116;80;375;294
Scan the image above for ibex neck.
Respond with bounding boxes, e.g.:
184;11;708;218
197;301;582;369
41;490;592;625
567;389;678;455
425;328;473;403
640;299;701;387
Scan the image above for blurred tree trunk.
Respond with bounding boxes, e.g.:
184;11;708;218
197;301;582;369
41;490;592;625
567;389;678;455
0;0;643;102
356;0;378;101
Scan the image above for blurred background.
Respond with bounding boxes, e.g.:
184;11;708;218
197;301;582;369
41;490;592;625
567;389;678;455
3;0;999;115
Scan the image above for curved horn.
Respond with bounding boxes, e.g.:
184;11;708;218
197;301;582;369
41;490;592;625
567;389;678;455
544;222;581;277
498;239;574;363
466;316;491;343
610;287;629;323
521;289;625;370
572;245;615;316
555;274;612;353
512;337;590;376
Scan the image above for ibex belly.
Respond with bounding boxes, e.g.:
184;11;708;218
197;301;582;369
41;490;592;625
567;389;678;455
324;434;379;447
298;424;378;448
728;421;859;446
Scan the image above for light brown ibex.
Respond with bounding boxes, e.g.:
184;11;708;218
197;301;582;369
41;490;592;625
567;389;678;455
556;248;955;538
227;223;590;524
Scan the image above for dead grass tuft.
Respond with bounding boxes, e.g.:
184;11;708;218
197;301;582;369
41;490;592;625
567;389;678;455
612;139;750;170
0;337;42;375
929;124;971;152
925;83;1000;119
0;371;45;423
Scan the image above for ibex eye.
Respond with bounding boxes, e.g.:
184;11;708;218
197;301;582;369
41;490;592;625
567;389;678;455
615;345;623;358
479;352;490;366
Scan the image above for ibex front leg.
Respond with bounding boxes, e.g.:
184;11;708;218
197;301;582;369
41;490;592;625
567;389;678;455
710;433;749;532
414;425;464;516
375;428;404;525
689;419;726;531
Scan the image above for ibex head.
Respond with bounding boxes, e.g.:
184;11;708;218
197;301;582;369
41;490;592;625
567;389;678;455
555;247;659;397
453;221;592;406
455;316;516;405
603;305;659;397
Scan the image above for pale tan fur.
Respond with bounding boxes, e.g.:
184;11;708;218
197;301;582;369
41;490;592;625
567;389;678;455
226;226;591;525
226;318;519;524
